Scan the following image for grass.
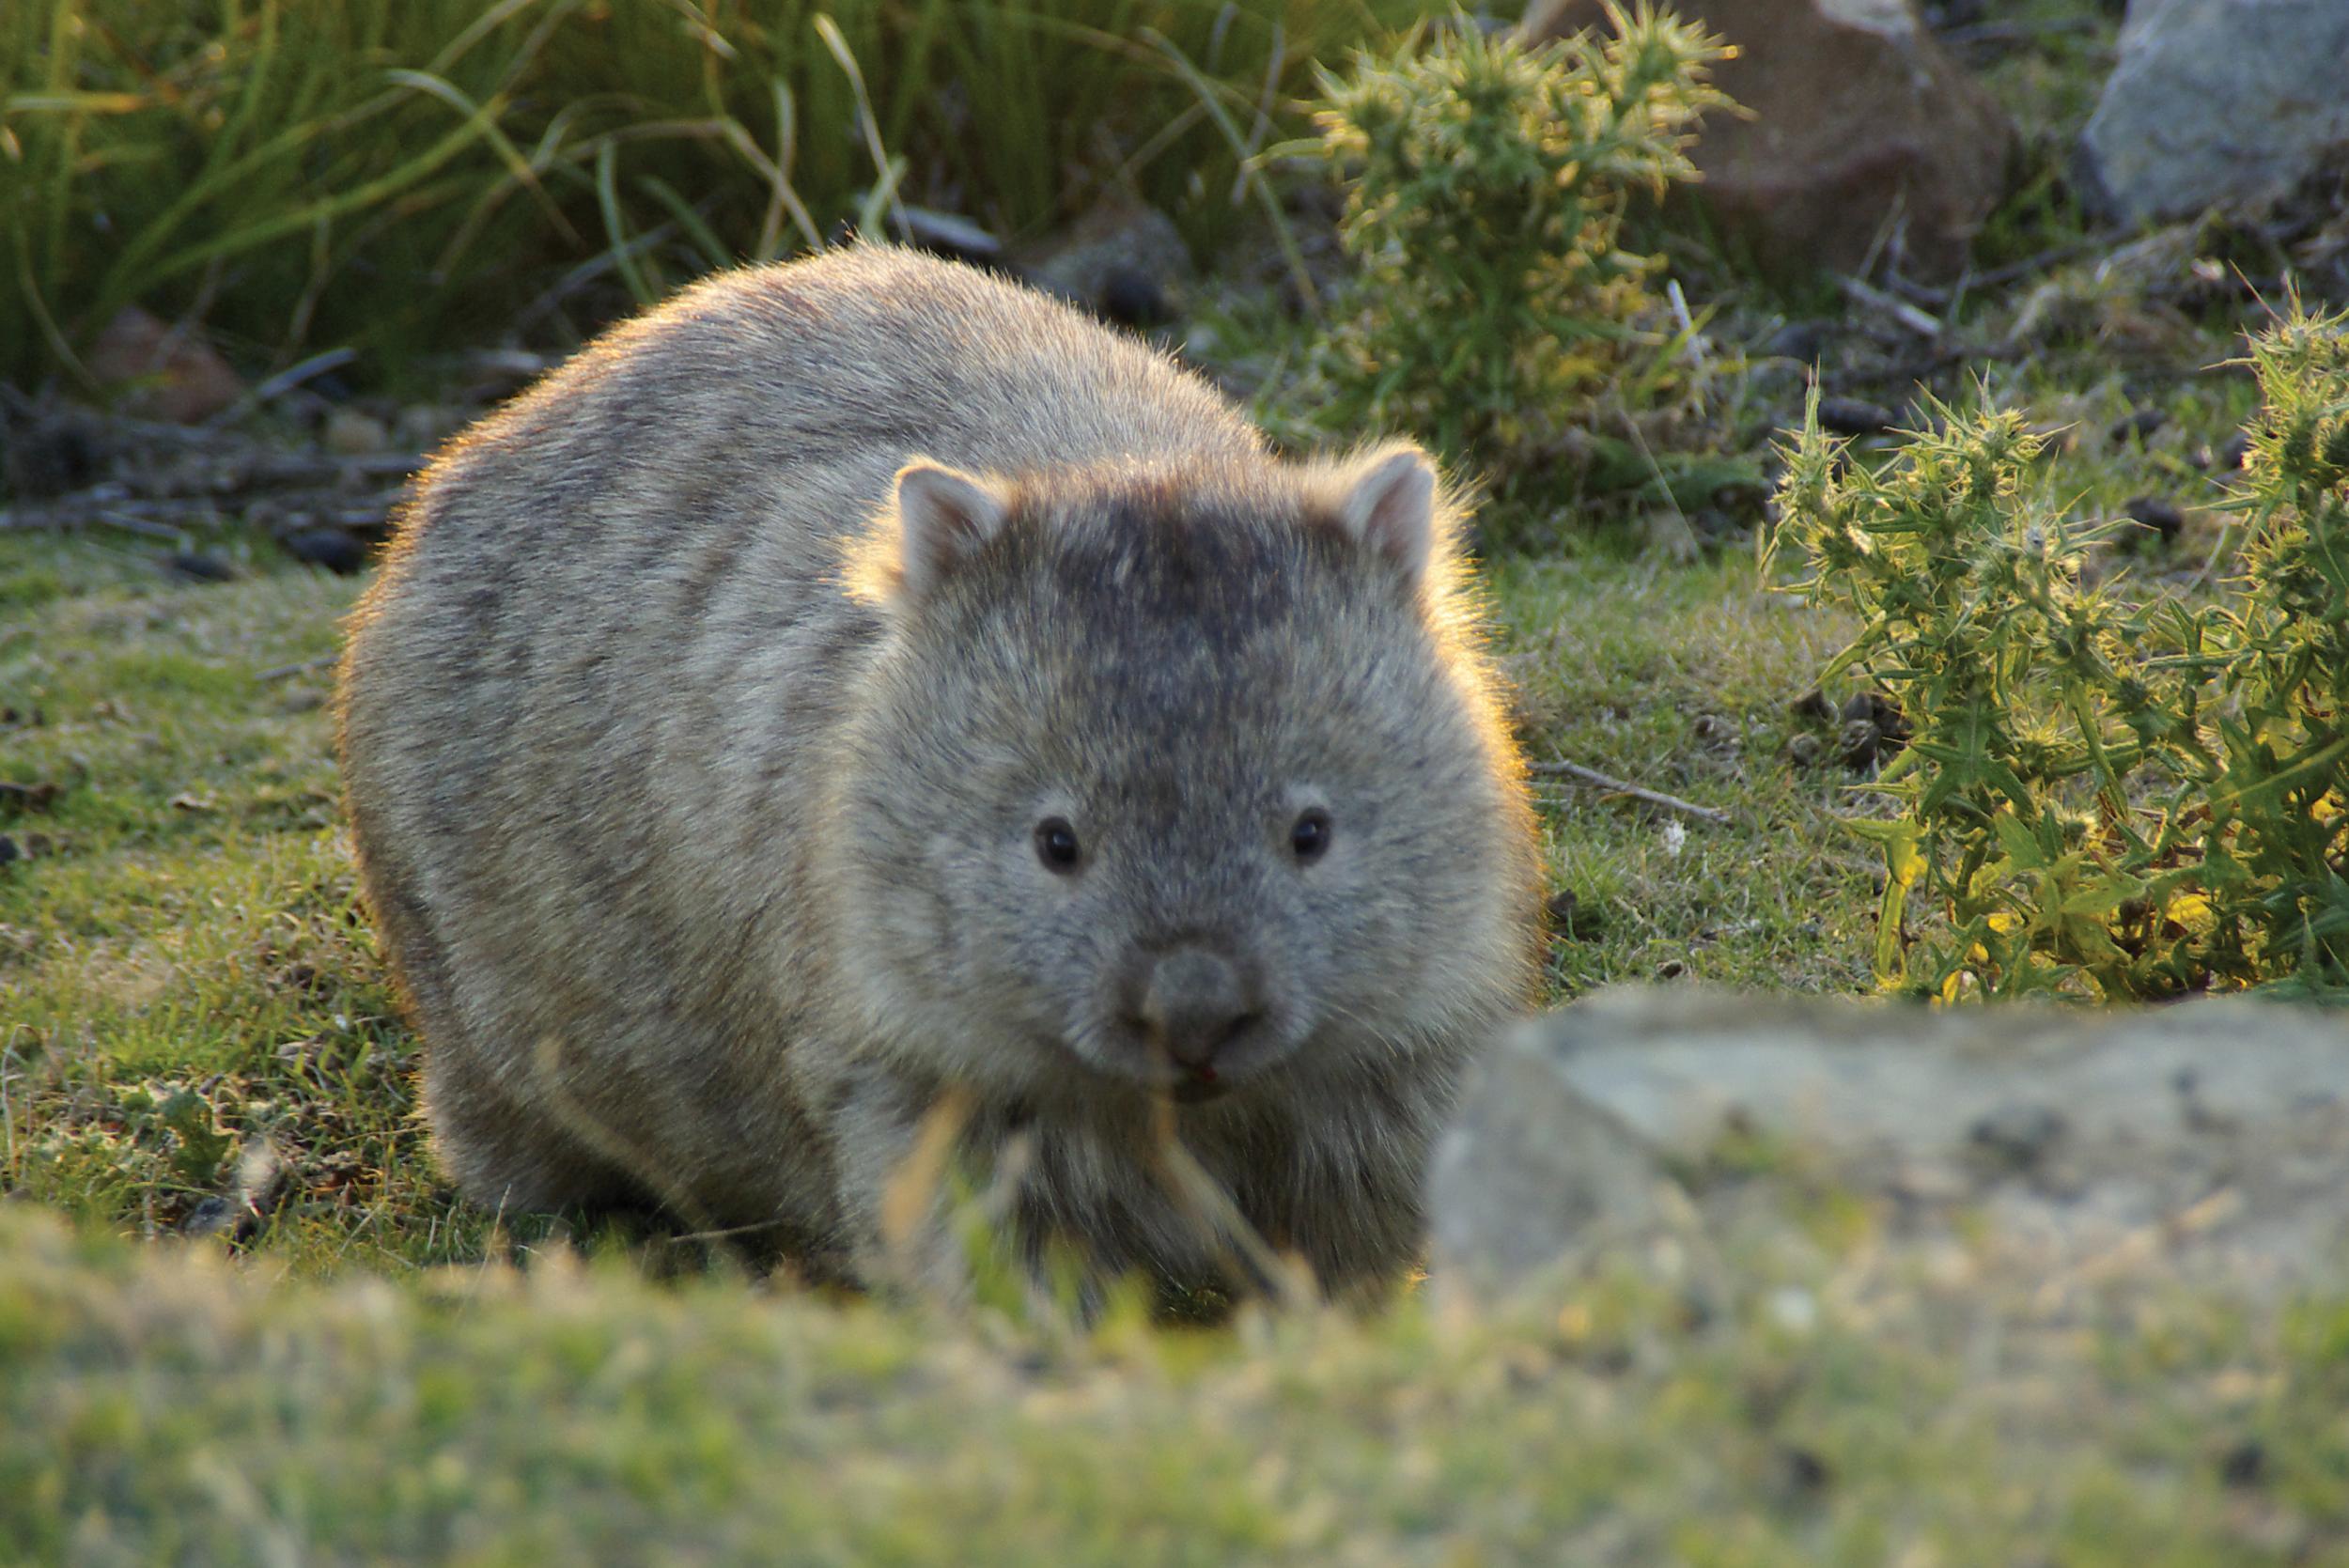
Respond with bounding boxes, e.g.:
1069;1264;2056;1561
4;0;1429;392
6;1184;2348;1561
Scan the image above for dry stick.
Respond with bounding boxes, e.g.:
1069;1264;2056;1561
1530;758;1734;827
257;655;340;682
1836;272;1944;339
0;1040;19;1182
5;484;409;535
1147;1091;1315;1312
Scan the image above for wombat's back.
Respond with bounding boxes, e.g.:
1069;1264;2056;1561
337;249;1261;1224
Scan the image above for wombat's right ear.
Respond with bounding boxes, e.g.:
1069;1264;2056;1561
890;460;1010;598
1327;444;1439;582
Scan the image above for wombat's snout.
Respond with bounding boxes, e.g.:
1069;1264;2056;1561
1118;943;1268;1075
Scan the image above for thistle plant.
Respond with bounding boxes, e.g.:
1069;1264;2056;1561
1303;6;1734;505
1767;303;2349;1001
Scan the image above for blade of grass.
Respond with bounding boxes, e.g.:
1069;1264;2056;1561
594;138;659;304
1145;26;1318;315
812;13;906;241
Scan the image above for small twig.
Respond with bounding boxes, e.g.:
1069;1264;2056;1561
98;510;192;544
1875;269;1952;310
0;1040;21;1184
206;347;361;428
4;482;409;536
1939;14;2103;47
1966;238;2104;295
258;655;339;682
1841;341;2025;386
1837;273;1944;339
663;1218;795;1246
1530;758;1734;826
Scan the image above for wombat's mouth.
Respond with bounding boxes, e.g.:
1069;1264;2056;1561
1167;1074;1230;1106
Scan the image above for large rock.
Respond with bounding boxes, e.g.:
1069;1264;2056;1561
1432;986;2349;1296
85;306;245;425
2078;0;2349;225
1521;0;2014;279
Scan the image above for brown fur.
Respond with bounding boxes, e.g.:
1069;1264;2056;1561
337;245;1542;1299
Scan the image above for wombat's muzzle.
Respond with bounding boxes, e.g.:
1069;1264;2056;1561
1116;943;1269;1082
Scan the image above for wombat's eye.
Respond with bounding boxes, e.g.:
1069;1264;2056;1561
1290;808;1332;863
1034;816;1082;873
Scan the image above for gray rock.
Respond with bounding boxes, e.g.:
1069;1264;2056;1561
1009;198;1191;329
1432;986;2349;1297
1427;1023;1681;1294
2078;0;2349;225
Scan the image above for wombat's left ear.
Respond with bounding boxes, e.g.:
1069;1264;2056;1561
1329;444;1438;581
891;459;1010;597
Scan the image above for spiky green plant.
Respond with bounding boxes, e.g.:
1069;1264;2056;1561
1299;5;1734;511
1767;303;2349;1001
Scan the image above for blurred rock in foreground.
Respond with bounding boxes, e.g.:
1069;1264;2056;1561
1432;987;2349;1297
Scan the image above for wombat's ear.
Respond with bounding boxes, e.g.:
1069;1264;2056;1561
1329;444;1438;581
892;459;1010;597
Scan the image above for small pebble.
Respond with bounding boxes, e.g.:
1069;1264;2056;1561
1837;691;1910;769
1766;1285;1819;1333
323;407;390;456
1841;691;1907;735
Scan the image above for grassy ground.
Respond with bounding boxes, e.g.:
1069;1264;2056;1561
8;1196;2349;1564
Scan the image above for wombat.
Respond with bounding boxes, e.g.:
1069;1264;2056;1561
338;245;1542;1300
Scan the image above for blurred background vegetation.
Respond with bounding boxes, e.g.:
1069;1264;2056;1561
2;0;1423;392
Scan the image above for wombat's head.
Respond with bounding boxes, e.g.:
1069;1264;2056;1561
824;445;1540;1109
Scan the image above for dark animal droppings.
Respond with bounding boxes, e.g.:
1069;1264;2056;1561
166;551;237;583
2123;495;2186;546
282;527;368;575
1816;396;1897;437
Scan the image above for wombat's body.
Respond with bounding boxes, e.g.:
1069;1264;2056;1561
339;246;1540;1298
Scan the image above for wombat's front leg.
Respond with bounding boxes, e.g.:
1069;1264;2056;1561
421;1041;649;1218
818;1065;984;1298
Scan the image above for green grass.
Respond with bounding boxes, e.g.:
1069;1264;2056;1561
4;0;1430;391
6;1187;2348;1562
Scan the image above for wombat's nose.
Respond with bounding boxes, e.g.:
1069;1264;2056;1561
1132;946;1265;1071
